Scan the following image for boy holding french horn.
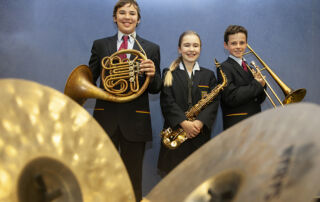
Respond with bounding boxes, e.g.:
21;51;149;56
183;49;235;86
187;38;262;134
88;0;161;201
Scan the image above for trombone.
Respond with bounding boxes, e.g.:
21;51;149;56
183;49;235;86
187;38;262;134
243;44;306;107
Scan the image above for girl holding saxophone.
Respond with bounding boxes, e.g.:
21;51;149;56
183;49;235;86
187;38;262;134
157;31;219;176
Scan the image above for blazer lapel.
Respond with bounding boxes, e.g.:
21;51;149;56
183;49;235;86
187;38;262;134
192;69;201;95
228;57;252;82
105;34;117;57
132;35;141;50
131;35;145;60
175;69;189;99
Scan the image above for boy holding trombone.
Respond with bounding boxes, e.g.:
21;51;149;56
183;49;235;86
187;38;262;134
217;25;266;130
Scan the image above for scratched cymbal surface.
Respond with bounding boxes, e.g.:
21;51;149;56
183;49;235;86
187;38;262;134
0;79;135;202
144;103;320;202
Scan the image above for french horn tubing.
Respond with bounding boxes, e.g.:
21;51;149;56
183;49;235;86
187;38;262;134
64;36;149;105
100;49;149;98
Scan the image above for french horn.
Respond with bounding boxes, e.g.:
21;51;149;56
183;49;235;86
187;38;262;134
64;38;149;105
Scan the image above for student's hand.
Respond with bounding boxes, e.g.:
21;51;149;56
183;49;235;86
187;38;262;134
255;75;266;87
193;120;203;131
257;76;266;87
253;70;266;87
180;120;200;139
140;59;155;77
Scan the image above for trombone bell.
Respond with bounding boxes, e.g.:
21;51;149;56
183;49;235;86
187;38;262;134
283;88;306;104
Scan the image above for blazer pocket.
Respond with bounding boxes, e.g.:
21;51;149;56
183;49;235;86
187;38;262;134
135;110;150;114
198;85;210;98
198;85;209;88
226;113;248;116
94;108;104;111
135;110;152;134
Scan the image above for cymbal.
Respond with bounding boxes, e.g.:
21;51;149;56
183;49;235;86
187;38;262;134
0;79;135;202
144;103;320;202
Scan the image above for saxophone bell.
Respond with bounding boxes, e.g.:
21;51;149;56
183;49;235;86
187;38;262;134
160;127;187;149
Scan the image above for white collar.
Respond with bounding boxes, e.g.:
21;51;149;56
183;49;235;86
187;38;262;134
179;61;200;75
229;55;246;67
117;31;136;43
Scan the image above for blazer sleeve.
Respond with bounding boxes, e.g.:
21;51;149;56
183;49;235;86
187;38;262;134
196;71;219;131
147;44;162;94
218;63;265;108
257;85;267;104
160;69;187;129
88;40;102;85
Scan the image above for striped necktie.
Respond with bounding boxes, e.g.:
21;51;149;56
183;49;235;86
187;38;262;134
118;35;128;59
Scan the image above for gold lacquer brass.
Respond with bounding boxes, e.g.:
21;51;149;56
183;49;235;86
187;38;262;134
0;79;135;202
101;49;149;97
244;44;307;107
160;59;227;149
146;103;320;202
65;48;149;105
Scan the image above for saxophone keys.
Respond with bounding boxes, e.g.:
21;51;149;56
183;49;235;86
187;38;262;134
170;141;178;149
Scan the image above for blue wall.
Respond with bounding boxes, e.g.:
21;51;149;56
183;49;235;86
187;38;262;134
1;0;319;196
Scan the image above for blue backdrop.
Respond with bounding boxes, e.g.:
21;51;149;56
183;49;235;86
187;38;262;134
1;0;319;196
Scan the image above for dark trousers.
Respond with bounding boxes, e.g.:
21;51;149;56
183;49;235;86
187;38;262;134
111;127;146;202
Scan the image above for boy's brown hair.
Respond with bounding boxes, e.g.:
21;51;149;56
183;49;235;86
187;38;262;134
224;25;248;43
113;0;141;21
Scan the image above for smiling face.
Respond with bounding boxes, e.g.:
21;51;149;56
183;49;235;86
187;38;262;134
113;3;140;34
178;34;201;66
224;32;247;59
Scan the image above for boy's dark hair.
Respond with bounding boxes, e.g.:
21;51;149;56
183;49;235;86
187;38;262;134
113;0;141;21
224;25;248;43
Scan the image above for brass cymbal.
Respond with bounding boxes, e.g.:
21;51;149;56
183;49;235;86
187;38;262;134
144;103;320;202
0;79;135;202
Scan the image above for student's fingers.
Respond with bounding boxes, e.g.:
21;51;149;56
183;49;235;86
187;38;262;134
140;60;155;76
185;133;194;139
193;120;203;131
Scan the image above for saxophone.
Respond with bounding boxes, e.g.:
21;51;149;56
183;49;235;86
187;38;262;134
161;59;227;149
